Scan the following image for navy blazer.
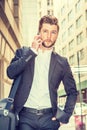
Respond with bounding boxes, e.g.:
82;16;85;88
7;47;78;123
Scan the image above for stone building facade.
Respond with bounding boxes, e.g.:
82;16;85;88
0;0;23;98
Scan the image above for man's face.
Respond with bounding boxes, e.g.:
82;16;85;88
39;23;58;48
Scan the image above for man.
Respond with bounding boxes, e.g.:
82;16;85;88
7;15;78;130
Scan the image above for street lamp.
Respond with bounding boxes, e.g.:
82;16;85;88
77;51;83;127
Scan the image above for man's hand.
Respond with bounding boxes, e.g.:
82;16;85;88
52;117;63;126
32;35;42;51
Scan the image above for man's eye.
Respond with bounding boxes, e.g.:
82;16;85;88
43;30;47;33
52;31;57;34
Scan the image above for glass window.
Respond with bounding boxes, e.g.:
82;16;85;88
0;32;2;52
61;6;65;16
86;28;87;37
62;47;67;56
47;0;50;5
47;10;53;15
39;1;41;8
1;37;6;56
69;39;74;50
78;49;84;60
51;0;53;5
69;55;75;65
76;16;82;28
85;10;87;20
61;19;66;29
68;25;74;36
75;0;82;13
62;31;67;42
77;32;83;44
79;49;84;60
7;0;14;12
13;0;18;4
68;10;73;22
47;10;50;15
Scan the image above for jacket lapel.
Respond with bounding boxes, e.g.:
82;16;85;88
49;52;57;84
30;58;35;78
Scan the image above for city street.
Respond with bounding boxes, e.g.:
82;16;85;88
0;0;87;130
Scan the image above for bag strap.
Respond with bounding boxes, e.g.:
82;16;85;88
5;75;21;110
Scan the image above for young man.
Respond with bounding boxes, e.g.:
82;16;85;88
7;15;78;130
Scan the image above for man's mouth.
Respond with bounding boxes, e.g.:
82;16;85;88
42;41;54;48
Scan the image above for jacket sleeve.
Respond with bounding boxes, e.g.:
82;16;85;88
7;47;37;79
56;58;78;123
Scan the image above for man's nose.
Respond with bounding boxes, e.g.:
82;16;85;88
47;32;51;39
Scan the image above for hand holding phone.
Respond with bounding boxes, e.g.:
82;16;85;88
31;35;42;51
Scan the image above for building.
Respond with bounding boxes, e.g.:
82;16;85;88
0;0;23;98
22;0;38;46
37;0;54;18
55;0;87;104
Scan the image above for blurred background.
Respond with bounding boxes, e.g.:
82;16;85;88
0;0;87;129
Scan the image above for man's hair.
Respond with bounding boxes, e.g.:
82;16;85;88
38;15;59;33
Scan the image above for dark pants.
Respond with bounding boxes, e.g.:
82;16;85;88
17;107;60;130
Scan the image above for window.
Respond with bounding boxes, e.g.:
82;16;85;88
77;32;83;44
76;16;82;28
85;10;87;20
69;55;75;65
61;19;66;29
47;0;53;6
62;31;67;42
50;10;53;15
86;28;87;37
39;1;41;8
13;0;18;4
69;39;74;50
47;0;50;5
78;49;84;60
61;6;65;16
8;0;14;12
68;25;74;36
14;1;19;27
62;47;67;56
47;10;50;15
0;32;1;51
47;10;53;15
39;12;41;18
79;49;84;60
75;0;82;13
68;10;73;22
51;0;53;5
